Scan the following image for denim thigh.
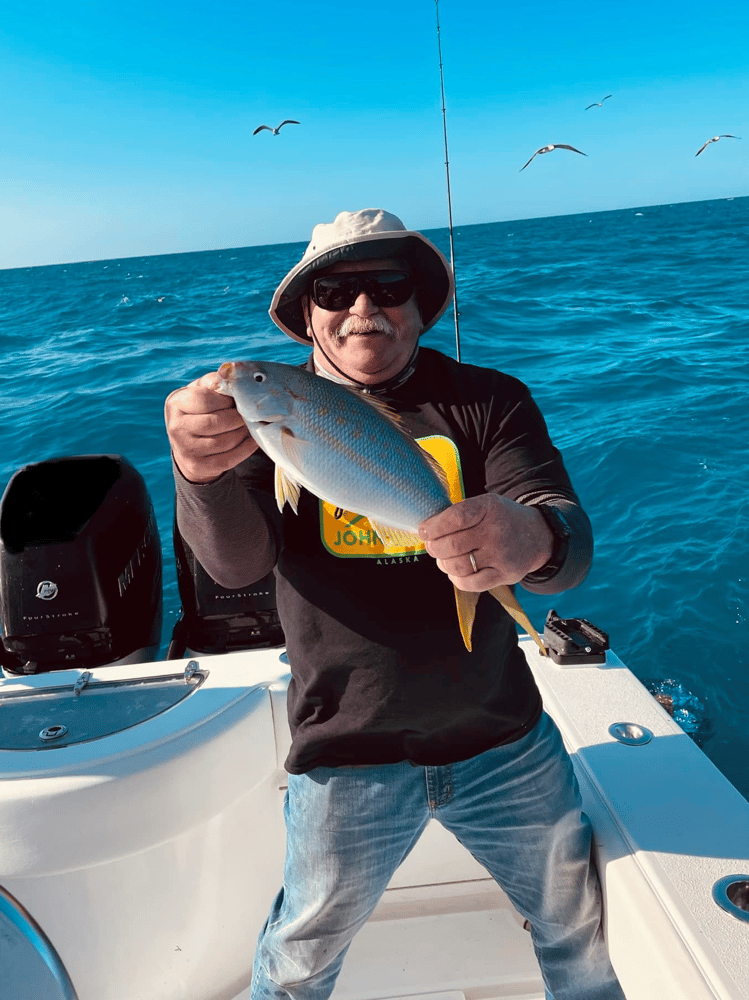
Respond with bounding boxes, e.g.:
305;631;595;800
253;761;430;993
437;711;624;1000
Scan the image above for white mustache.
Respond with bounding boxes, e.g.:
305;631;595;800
334;316;397;341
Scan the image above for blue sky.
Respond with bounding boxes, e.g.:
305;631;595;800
2;0;746;269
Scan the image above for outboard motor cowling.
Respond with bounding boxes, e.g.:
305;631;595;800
0;455;162;674
167;520;284;658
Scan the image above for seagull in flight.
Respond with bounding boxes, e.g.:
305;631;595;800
585;95;612;110
520;144;588;171
695;134;741;156
253;120;300;136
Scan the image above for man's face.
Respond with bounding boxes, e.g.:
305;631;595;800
305;259;423;385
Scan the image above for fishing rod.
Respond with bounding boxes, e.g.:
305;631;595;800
434;0;461;362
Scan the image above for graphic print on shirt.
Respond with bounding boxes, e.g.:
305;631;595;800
320;435;465;559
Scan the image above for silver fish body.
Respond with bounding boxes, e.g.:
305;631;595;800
218;360;450;532
217;359;546;655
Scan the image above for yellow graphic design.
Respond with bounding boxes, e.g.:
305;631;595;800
320;436;465;559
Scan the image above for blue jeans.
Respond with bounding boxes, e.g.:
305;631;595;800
252;711;624;1000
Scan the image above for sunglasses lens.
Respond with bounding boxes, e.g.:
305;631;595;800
312;271;413;310
312;275;359;310
368;272;413;306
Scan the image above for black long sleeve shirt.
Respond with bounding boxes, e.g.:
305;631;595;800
174;348;593;773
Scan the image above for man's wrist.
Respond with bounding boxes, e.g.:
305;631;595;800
172;453;225;487
523;505;571;583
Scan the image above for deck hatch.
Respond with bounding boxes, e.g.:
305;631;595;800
0;663;206;750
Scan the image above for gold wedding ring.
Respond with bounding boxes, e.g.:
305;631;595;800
468;551;478;574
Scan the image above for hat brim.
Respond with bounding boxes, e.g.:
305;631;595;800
269;230;455;345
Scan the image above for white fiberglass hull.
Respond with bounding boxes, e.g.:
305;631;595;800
1;640;748;1000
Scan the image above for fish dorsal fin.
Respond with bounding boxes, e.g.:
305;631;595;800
345;388;410;431
344;385;450;492
275;464;302;514
349;390;451;495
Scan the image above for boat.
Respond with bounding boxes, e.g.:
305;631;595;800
1;454;748;1000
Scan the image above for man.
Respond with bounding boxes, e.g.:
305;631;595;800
164;209;625;1000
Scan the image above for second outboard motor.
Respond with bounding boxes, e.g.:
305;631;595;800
167;519;284;658
0;455;162;675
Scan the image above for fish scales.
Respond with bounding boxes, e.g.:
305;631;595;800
218;359;546;655
288;374;440;517
219;360;450;531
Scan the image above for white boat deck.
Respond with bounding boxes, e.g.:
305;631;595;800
526;640;749;1000
2;638;749;1000
335;880;544;1000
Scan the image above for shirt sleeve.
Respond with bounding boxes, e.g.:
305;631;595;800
172;452;280;590
482;380;593;595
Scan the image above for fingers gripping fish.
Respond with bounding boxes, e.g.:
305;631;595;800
218;360;545;654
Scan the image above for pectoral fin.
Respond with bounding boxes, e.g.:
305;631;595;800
454;586;479;652
275;464;302;514
489;585;547;655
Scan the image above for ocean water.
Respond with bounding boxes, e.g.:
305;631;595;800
1;196;747;797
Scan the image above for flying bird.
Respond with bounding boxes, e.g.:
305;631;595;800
253;120;300;136
695;134;741;157
520;144;588;171
585;95;612;110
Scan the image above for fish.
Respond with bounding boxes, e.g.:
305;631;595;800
217;359;545;654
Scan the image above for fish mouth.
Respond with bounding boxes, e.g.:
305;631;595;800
217;361;240;380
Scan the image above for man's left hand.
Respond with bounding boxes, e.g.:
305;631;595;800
418;494;553;592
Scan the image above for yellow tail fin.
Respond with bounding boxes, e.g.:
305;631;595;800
453;584;546;655
453;587;479;652
490;585;547;655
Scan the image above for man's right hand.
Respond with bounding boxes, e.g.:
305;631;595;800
164;371;260;484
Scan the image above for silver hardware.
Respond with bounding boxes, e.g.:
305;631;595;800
39;725;69;741
713;875;749;922
608;722;653;746
184;660;203;683
73;671;92;697
0;670;205;703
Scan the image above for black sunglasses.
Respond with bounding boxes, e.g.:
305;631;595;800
310;270;415;311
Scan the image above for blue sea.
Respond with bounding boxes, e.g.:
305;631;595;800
1;196;747;798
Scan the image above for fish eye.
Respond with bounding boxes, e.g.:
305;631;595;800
253;372;266;383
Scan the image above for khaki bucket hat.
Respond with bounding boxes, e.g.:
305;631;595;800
269;208;455;345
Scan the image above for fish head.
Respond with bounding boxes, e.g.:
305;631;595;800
217;360;296;425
